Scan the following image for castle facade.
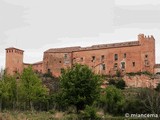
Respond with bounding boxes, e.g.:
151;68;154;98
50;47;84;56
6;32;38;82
5;34;157;77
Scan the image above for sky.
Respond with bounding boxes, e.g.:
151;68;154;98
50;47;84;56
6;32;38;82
0;0;160;68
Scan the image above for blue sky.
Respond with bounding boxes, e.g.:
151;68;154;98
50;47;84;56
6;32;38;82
0;0;160;68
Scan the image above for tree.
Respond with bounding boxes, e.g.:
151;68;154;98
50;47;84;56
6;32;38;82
103;86;125;115
155;83;160;92
19;66;48;111
58;64;102;112
138;88;160;114
108;79;126;89
116;79;126;89
0;75;17;111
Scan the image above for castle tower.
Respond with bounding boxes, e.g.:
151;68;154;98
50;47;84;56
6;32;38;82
138;34;155;73
5;47;24;75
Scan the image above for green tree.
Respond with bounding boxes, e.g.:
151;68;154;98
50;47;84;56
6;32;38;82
58;64;102;112
116;79;126;89
0;75;17;111
138;88;160;114
155;83;160;92
103;86;125;115
108;79;126;89
19;66;48;111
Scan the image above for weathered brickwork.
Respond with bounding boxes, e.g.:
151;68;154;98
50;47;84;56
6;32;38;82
5;47;24;75
5;48;43;75
5;34;156;77
43;34;155;76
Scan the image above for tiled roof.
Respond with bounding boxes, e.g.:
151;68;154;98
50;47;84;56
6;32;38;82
44;41;140;53
78;41;139;51
44;46;81;53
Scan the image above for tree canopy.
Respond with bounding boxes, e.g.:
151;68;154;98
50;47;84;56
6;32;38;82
57;64;102;112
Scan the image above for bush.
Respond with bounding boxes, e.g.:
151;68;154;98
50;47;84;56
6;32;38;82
79;105;101;120
126;71;153;76
116;79;126;89
155;83;160;92
108;79;126;90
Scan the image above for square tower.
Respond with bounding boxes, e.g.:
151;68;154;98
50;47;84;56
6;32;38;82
5;47;24;75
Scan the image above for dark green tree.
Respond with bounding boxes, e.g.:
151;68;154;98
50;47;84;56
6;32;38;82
58;64;102;112
155;83;160;92
116;79;126;89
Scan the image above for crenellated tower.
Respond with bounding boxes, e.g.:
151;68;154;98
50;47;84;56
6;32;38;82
138;34;155;73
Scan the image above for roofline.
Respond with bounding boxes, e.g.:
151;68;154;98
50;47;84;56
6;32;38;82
44;40;140;53
5;47;24;52
73;44;140;52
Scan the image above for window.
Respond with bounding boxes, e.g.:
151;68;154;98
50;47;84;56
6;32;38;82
145;54;148;58
91;56;96;62
47;69;51;73
132;62;135;67
114;54;118;61
145;60;149;66
124;53;126;58
114;63;118;69
80;57;83;62
59;61;61;63
101;55;105;61
102;64;106;70
64;54;68;59
121;62;125;69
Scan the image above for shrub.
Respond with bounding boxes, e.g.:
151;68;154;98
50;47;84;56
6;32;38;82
79;105;101;120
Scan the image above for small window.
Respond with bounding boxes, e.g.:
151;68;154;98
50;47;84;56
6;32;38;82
101;55;105;61
114;63;118;69
132;62;135;67
64;54;68;59
102;64;106;70
80;57;83;62
121;62;125;69
124;53;126;58
59;61;62;63
48;69;51;73
114;54;118;61
145;60;149;66
91;56;96;62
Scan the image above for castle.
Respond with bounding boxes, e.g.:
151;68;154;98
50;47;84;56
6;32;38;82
5;34;159;77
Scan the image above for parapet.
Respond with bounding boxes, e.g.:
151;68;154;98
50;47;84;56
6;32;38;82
138;34;155;41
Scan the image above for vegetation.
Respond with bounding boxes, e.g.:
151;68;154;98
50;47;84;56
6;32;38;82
56;64;102;113
126;71;153;76
0;64;160;119
108;79;126;89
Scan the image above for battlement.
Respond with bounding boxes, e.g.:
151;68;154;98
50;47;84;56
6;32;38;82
6;47;24;54
138;34;155;41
